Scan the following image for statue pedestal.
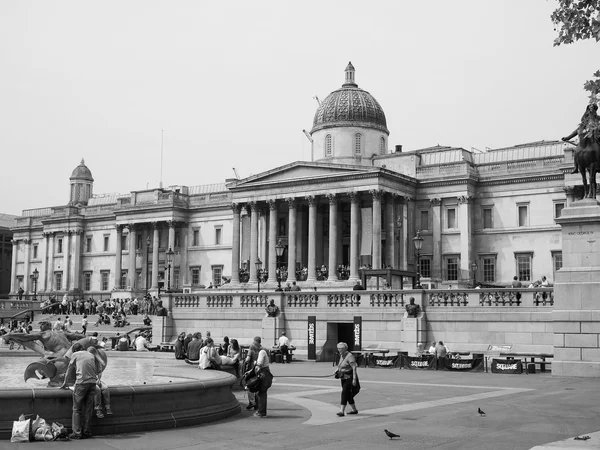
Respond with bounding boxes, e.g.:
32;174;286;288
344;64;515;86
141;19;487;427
402;313;427;356
262;314;286;348
152;315;174;344
554;199;600;377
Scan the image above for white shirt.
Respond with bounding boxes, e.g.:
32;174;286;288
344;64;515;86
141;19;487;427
135;336;148;351
278;335;290;347
256;349;270;368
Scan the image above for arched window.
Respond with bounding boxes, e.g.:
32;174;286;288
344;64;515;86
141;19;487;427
380;137;385;155
325;134;332;156
354;133;362;155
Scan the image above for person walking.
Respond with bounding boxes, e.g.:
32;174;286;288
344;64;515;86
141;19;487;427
278;331;290;364
60;342;98;440
248;340;273;418
335;342;359;416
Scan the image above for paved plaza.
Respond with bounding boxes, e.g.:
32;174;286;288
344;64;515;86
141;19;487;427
5;360;600;450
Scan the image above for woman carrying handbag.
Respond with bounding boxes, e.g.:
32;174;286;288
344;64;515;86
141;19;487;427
334;342;359;417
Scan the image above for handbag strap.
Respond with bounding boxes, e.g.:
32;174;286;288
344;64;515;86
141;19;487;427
337;352;350;372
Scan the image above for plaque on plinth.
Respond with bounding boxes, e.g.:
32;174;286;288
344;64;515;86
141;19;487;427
554;199;600;377
402;311;427;356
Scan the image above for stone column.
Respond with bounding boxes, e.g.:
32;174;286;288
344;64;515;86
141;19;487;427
267;200;278;283
71;230;82;290
385;194;396;268
22;238;31;293
10;240;18;294
458;196;474;285
430;198;442;280
167;221;176;289
231;204;241;284
141;226;149;290
151;223;159;289
115;225;123;289
249;203;259;283
46;234;55;291
371;190;383;269
63;233;71;292
327;194;338;281
180;224;189;285
287;198;297;281
401;198;409;270
306;195;317;282
349;192;360;282
40;232;49;291
128;225;137;289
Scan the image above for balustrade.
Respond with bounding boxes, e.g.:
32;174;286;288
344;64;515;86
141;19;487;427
206;295;233;307
428;291;469;306
327;293;360;307
370;292;405;307
240;295;268;307
286;294;319;307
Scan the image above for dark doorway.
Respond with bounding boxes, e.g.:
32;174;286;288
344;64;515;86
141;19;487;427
320;322;356;362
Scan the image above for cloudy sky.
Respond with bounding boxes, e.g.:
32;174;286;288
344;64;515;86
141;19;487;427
1;1;597;215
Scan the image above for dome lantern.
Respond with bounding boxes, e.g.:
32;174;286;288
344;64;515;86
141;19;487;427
69;159;94;205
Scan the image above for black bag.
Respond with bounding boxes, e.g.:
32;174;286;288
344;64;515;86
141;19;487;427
352;377;361;396
334;370;341;379
244;373;261;393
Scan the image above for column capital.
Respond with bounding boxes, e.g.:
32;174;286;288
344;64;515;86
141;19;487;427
305;195;316;206
231;203;242;214
286;197;296;209
430;198;441;206
268;199;277;210
11;239;18;246
248;201;258;213
326;193;338;205
115;224;124;232
73;229;83;235
457;195;474;205
22;238;31;244
42;231;54;238
348;191;361;204
369;189;384;200
150;221;159;230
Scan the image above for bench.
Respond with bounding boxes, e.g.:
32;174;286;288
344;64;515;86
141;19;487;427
500;352;553;373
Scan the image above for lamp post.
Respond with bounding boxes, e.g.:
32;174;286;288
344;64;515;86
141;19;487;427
32;268;39;302
145;236;151;296
413;230;424;289
165;247;174;292
255;258;263;293
471;262;478;288
275;239;285;292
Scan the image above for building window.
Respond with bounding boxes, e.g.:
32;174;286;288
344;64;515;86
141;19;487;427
215;227;222;245
83;272;91;291
212;265;223;286
57;238;63;254
482;207;493;229
419;210;429;231
193;229;199;246
552;251;562;280
101;271;110;291
121;234;128;251
380;136;385;155
103;235;110;252
554;202;565;220
55;272;63;291
325;134;332;156
445;256;459;281
191;267;200;286
518;204;529;227
137;271;142;289
173;267;180;289
446;208;457;229
515;253;532;282
86;237;92;253
33;244;38;259
482;256;496;283
137;234;143;250
354;133;362;155
175;231;181;248
420;257;431;278
120;271;127;289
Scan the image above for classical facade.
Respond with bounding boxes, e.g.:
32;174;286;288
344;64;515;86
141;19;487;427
9;63;582;299
0;214;18;298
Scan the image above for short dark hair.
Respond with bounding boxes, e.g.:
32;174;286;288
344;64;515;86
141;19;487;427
72;343;83;352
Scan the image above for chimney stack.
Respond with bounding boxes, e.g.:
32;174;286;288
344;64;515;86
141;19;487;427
395;145;403;153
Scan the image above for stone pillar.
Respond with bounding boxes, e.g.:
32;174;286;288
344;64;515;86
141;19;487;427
180;224;189;285
47;234;55;292
267;200;278;283
22;238;31;293
327;194;338;281
349;192;360;282
249;203;259;283
306;195;317;282
229;204;241;284
128;225;137;289
458;196;474;286
287;198;297;281
71;230;82;290
63;233;70;292
371;190;382;269
151;223;159;289
401;198;409;270
40;232;49;291
115;225;123;289
141;227;149;290
385;194;396;268
430;198;442;280
10;240;18;294
553;199;600;377
167;221;175;289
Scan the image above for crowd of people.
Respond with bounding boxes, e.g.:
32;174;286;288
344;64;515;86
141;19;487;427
40;294;163;317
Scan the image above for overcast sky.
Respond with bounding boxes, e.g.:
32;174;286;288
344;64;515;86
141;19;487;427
1;1;597;215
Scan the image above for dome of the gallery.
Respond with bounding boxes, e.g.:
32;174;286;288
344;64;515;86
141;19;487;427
70;159;94;181
311;62;388;134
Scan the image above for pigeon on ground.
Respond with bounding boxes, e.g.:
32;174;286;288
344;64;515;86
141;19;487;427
384;429;400;439
478;408;486;416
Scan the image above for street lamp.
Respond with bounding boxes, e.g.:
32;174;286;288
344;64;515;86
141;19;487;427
32;268;39;302
413;230;424;289
165;247;174;292
471;262;479;288
255;258;263;293
145;236;151;296
275;239;285;292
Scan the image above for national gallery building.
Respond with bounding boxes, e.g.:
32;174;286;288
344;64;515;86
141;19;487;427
9;63;580;299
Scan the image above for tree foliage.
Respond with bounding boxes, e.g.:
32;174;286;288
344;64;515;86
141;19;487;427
551;0;600;101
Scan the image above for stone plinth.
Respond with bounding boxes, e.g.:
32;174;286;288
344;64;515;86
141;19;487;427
402;312;427;355
554;199;600;377
262;314;286;347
